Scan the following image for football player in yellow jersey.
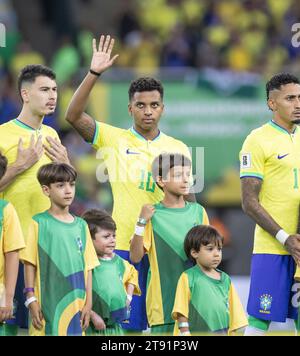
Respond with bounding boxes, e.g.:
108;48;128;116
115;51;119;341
240;73;300;336
65;35;193;332
0;65;70;332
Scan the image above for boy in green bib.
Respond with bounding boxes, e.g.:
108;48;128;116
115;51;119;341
131;153;209;335
172;225;248;336
83;209;140;336
21;163;99;336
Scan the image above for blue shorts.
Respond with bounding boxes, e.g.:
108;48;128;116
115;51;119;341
247;254;298;323
115;250;149;331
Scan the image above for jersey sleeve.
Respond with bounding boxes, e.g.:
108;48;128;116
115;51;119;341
20;220;39;266
240;133;265;180
91;121;124;150
143;220;153;252
202;208;209;225
3;203;26;253
172;273;191;321
228;282;248;335
123;261;141;296
84;225;100;271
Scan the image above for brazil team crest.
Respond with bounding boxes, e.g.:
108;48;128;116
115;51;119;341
259;294;272;314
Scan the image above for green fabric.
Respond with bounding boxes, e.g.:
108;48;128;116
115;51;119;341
87;323;124;336
34;212;88;336
0;323;18;336
248;316;271;331
90;255;128;330
151;202;205;324
151;323;175;336
186;265;231;333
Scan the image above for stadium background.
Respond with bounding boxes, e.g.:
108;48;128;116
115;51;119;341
1;0;300;331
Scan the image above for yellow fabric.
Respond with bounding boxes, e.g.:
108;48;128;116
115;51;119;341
0;120;60;236
122;260;141;296
93;122;191;251
240;122;300;255
143;221;164;326
0;203;25;295
172;273;190;336
228;284;248;335
295;266;300;281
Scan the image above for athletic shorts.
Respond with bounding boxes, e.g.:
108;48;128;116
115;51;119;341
247;254;299;322
115;250;149;331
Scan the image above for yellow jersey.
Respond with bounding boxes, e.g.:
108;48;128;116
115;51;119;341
240;120;300;255
0;119;60;235
92;122;191;251
0;200;25;299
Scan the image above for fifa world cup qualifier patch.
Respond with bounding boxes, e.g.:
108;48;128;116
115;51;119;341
241;154;251;169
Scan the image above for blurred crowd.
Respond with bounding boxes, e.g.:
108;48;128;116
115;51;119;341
1;0;300;214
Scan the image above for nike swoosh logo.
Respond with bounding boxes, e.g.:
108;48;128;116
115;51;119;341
126;149;140;155
277;154;290;160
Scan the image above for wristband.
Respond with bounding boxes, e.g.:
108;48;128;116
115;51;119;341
179;322;190;329
179;331;191;336
135;225;145;237
126;294;133;303
24;296;37;309
137;218;147;226
89;69;101;77
276;230;289;246
23;288;34;295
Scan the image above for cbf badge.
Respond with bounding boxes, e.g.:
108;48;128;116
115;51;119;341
259;294;272;314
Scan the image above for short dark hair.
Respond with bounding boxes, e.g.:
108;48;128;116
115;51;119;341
18;64;56;99
152;153;192;190
266;73;300;100
129;77;164;101
0;152;8;180
37;163;77;187
184;225;224;264
82;209;117;240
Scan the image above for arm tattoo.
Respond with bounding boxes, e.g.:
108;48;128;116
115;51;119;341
241;177;281;237
71;114;96;143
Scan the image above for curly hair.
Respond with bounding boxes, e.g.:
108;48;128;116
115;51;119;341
129;77;164;101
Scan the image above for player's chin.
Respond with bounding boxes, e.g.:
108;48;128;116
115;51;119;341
292;118;300;125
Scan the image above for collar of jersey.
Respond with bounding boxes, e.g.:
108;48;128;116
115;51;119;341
269;120;298;136
13;119;42;132
129;126;162;142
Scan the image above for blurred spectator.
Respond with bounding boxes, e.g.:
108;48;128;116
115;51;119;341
51;36;80;85
10;41;45;77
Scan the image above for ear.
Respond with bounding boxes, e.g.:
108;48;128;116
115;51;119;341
41;185;50;197
267;98;276;112
190;249;199;260
156;176;165;190
21;88;29;103
128;103;133;116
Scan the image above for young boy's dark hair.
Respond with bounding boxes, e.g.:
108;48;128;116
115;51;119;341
129;77;164;101
0;152;8;180
152;153;192;191
82;209;117;240
184;225;224;264
18;64;56;100
37;163;77;187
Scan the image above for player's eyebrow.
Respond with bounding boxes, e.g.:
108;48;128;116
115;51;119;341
39;86;57;90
